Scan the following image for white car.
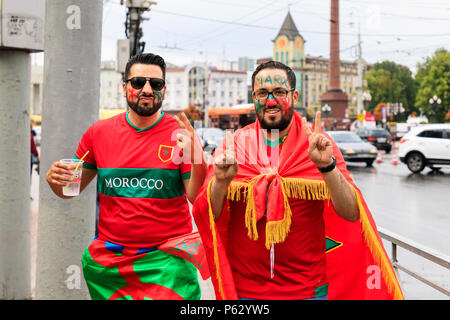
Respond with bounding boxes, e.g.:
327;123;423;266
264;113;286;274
398;123;450;173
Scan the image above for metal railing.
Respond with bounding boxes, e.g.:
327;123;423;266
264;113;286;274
378;227;450;297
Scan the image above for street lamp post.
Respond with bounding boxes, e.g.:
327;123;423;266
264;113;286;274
428;95;441;122
322;104;331;130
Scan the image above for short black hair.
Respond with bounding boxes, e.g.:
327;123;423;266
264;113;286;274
124;53;166;80
251;60;296;91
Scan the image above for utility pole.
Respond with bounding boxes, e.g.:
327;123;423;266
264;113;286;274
356;23;365;120
0;50;32;300
36;0;102;299
349;8;365;122
0;0;45;299
122;0;157;58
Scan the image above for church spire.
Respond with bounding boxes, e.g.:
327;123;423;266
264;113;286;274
275;11;301;41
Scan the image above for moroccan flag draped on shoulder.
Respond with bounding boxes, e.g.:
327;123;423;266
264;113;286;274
192;111;404;300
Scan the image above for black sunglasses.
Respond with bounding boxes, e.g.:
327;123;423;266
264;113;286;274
125;77;165;91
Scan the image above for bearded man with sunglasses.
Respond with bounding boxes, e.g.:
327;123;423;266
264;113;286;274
192;61;403;300
46;53;207;300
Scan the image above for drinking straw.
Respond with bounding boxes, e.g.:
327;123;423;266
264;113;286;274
73;150;89;176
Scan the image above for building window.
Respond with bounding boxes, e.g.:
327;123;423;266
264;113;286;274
276;52;279;61
286;52;289;65
281;52;284;64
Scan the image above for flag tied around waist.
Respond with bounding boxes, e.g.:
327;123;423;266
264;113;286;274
82;232;210;300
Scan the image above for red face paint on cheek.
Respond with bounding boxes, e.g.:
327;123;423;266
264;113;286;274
128;88;138;101
279;98;291;116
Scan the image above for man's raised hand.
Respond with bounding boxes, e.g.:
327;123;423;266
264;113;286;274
302;111;334;169
213;131;238;183
174;112;204;164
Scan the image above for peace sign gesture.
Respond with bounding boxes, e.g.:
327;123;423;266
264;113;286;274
213;131;238;183
302;111;334;169
174;112;204;164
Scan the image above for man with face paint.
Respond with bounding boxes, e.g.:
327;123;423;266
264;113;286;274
191;61;403;300
46;53;208;300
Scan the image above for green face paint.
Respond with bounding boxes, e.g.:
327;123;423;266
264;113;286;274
263;75;273;86
155;91;164;103
255;98;265;114
273;74;289;89
255;75;264;88
255;74;289;90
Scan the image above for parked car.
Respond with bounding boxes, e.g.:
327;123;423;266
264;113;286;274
327;131;378;167
354;128;393;153
398;123;450;173
195;127;225;153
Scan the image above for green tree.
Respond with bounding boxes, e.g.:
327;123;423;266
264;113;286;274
364;61;416;122
415;48;450;123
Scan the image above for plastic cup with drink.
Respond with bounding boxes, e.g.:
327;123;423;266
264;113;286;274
60;158;84;196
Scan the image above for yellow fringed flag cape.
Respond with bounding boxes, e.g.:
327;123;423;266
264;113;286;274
192;111;404;300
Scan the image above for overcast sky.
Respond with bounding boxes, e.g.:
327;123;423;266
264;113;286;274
35;0;450;74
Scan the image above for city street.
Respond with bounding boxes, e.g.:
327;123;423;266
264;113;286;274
346;149;450;299
29;146;449;300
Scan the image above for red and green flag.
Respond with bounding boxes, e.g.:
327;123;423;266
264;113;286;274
82;233;208;300
192;111;404;300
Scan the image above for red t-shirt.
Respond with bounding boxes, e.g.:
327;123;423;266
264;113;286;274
75;112;192;248
223;136;328;299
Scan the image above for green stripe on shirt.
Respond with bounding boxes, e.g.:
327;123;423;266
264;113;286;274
97;167;185;199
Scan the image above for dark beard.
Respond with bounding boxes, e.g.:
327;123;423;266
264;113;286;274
127;96;163;117
258;105;294;132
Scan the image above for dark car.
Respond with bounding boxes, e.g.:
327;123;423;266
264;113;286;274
354;128;393;153
327;131;378;167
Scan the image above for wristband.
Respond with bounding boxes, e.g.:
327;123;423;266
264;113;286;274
318;156;336;173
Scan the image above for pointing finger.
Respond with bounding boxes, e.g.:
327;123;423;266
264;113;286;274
224;130;234;152
315;111;322;134
224;130;235;164
174;114;185;129
179;112;194;132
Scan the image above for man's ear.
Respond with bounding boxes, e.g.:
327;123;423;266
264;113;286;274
292;90;300;105
162;86;167;100
251;91;256;103
122;82;127;98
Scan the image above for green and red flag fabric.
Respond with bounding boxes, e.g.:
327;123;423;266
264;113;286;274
158;232;210;281
192;111;404;300
82;233;208;300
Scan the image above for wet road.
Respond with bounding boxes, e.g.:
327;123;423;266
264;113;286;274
347;151;450;255
347;150;450;300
